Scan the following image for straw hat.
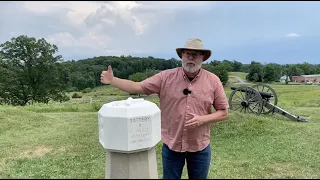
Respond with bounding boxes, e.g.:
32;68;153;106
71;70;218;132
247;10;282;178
176;38;212;61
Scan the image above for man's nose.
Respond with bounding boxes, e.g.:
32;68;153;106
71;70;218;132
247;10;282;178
188;55;195;60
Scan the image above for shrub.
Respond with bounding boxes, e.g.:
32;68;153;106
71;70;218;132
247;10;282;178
82;88;92;93
72;93;82;98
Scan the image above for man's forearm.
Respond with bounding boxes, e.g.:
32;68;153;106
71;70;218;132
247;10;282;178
202;109;228;124
110;77;145;94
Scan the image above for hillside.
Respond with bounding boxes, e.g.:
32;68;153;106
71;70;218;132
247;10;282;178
1;84;320;178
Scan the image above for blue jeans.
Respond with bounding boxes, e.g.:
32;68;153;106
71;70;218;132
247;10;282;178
162;143;211;179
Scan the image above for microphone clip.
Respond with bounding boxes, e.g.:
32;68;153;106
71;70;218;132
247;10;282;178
183;88;192;95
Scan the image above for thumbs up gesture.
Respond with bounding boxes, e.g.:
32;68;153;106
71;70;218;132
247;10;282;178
100;65;114;84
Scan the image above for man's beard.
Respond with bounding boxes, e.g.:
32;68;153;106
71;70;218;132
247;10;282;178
182;62;202;73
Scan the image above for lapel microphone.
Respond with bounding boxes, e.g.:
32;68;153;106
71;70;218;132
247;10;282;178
183;88;192;95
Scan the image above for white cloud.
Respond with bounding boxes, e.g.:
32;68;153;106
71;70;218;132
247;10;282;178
15;1;214;58
286;33;300;37
0;1;220;60
22;1;101;15
3;1;320;64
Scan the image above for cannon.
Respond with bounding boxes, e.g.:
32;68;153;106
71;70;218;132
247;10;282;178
228;84;308;122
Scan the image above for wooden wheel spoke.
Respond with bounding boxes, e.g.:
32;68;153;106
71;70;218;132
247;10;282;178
229;87;264;115
248;105;256;114
233;105;242;111
252;84;278;114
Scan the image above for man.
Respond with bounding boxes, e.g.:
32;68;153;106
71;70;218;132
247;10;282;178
100;38;229;179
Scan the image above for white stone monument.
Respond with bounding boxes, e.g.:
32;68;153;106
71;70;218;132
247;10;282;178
98;97;161;179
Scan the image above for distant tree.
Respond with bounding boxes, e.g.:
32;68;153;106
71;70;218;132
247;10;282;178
314;64;320;74
128;72;149;82
203;63;229;85
297;62;314;75
246;61;264;82
240;64;250;73
128;69;160;82
263;64;277;83
288;65;303;76
232;60;242;72
0;35;69;105
282;64;290;84
221;60;233;72
63;55;181;91
267;63;283;80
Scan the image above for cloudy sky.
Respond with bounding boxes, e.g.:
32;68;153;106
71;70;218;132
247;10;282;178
1;1;319;64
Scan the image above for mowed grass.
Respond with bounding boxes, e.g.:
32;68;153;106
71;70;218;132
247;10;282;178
1;83;320;178
228;72;248;80
227;76;239;84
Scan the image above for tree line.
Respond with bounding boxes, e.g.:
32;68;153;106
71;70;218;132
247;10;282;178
0;35;319;106
245;61;320;83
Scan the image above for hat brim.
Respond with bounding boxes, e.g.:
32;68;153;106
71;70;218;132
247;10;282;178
176;48;211;61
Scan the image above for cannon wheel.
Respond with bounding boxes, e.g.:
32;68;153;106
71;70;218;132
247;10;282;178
251;84;278;114
228;87;264;115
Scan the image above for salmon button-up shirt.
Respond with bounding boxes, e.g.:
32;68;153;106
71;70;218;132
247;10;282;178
141;67;229;152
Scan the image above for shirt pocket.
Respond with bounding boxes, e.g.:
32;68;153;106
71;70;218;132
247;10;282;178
162;85;186;102
192;88;213;114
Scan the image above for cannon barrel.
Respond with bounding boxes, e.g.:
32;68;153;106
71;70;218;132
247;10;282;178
231;87;273;99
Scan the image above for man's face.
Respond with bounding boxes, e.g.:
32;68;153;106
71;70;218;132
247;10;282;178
181;50;204;73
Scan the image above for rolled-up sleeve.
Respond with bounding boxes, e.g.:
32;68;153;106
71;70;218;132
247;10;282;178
213;78;229;110
141;72;163;95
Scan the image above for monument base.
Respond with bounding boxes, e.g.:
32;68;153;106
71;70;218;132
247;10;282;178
105;146;158;179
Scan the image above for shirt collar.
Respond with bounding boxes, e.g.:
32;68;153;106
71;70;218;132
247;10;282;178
180;67;202;81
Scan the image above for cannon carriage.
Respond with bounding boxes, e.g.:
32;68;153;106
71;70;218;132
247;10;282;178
228;84;308;122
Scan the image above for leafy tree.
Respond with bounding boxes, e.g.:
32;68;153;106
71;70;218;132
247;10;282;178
128;72;149;82
203;63;229;85
246;61;264;82
297;62;314;75
314;65;320;75
263;64;277;83
0;35;69;105
288;65;304;76
232;60;242;72
240;64;250;73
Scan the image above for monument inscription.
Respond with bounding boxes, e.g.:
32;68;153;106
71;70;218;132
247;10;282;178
129;115;152;146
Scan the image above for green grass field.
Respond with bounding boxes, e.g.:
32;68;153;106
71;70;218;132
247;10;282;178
227;76;238;84
1;82;320;178
228;72;248;80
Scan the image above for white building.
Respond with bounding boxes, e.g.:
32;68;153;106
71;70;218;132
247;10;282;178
280;75;291;82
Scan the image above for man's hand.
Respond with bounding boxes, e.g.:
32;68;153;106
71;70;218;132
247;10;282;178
100;65;114;84
185;113;205;129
